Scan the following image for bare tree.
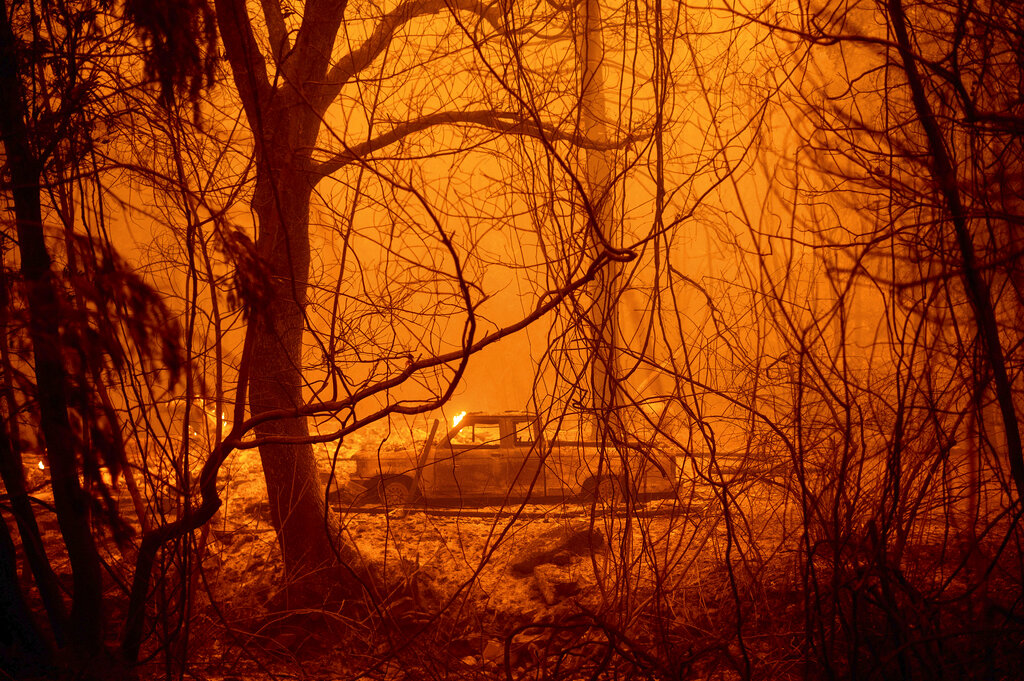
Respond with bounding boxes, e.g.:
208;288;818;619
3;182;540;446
710;0;1024;675
206;0;654;591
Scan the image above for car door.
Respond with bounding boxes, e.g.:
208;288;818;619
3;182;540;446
539;418;588;500
504;418;545;500
432;418;504;500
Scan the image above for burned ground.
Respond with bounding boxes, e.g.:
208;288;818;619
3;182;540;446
12;427;1010;681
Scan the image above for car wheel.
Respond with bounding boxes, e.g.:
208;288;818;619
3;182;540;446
378;477;413;507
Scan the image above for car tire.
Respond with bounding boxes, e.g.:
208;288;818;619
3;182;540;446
378;477;414;507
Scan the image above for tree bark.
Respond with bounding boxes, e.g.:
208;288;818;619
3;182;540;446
248;166;345;581
577;0;620;433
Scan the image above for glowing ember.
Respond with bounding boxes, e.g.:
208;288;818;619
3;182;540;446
452;411;467;428
37;461;44;471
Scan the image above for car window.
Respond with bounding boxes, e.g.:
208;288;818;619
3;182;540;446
450;421;502;447
512;421;535;445
543;416;587;444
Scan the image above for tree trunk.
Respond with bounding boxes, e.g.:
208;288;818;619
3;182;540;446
247;165;354;588
0;259;69;645
577;0;620;433
0;515;50;671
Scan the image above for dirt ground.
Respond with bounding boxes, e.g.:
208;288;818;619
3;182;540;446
178;437;807;680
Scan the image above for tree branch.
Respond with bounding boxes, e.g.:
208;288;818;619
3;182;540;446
888;0;1024;504
213;0;273;121
257;0;291;65
226;245;636;443
319;0;502;108
313;109;638;177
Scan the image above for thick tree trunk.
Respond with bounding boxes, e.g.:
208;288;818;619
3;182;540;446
247;168;351;587
0;515;49;671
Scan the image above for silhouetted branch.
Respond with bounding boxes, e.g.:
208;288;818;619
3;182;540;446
313;109;639;177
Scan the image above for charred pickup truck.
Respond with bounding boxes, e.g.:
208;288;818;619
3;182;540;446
348;412;679;506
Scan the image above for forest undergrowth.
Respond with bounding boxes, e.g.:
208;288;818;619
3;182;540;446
15;434;1022;681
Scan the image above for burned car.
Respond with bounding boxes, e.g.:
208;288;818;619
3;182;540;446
348;412;679;506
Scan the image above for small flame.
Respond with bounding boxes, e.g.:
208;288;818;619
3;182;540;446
37;461;44;471
452;411;467;428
